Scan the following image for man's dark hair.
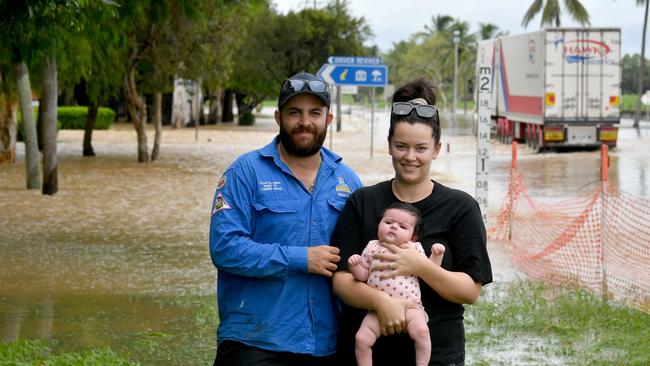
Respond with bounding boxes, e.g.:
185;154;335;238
382;202;423;241
388;78;440;144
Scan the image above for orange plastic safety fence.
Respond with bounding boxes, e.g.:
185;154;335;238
489;167;650;313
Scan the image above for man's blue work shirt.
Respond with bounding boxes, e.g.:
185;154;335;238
209;136;362;356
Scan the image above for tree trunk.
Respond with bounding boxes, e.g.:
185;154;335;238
208;87;222;124
37;101;44;151
83;100;98;156
41;56;58;195
0;76;18;164
13;59;40;189
235;91;256;126
151;91;162;161
123;69;149;162
634;0;649;128
222;89;234;123
190;80;202;126
171;80;186;128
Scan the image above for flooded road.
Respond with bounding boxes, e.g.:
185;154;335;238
1;106;649;363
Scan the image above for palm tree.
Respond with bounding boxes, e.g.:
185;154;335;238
423;15;455;35
521;0;590;28
634;0;649;128
478;23;507;40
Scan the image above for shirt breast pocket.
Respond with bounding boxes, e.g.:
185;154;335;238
326;196;347;234
252;198;301;243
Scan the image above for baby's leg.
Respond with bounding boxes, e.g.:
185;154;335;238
429;243;446;266
405;308;431;366
355;312;381;366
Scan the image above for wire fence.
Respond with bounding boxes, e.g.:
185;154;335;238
488;144;650;313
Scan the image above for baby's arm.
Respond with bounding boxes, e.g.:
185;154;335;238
429;243;446;267
410;242;446;267
348;254;370;282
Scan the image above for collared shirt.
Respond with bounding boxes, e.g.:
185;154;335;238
209;136;362;356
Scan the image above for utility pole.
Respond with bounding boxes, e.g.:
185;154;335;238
452;29;461;114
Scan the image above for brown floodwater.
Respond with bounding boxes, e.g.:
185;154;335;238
1;107;648;363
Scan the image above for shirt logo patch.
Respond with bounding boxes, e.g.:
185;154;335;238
212;193;231;214
217;175;227;190
336;176;352;196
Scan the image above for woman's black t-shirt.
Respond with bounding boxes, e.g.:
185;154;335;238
331;179;493;365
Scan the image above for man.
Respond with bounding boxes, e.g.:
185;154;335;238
209;72;362;365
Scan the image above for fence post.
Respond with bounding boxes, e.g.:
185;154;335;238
508;142;517;240
600;144;608;300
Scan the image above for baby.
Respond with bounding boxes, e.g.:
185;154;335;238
347;202;446;366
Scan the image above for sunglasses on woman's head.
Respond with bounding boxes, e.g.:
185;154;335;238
283;79;329;93
391;102;439;121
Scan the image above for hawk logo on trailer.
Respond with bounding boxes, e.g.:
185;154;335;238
562;39;612;64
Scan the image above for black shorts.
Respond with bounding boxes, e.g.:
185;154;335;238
214;340;336;366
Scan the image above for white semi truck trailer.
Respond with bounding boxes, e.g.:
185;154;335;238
477;28;621;150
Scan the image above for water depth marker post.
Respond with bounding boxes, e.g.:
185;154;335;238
476;57;493;226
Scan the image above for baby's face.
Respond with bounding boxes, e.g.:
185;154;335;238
377;208;416;244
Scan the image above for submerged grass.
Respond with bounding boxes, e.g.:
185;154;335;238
0;339;136;365
2;282;649;365
466;280;650;365
0;294;218;366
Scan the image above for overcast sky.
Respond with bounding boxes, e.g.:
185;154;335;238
273;0;648;56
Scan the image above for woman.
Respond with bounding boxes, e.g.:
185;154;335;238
332;78;492;366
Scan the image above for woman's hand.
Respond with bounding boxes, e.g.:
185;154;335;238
374;292;418;336
373;241;427;279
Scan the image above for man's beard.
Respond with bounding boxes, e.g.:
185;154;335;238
279;120;327;157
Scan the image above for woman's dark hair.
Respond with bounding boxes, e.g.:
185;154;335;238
382;202;422;241
388;78;440;144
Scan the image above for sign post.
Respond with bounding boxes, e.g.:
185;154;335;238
318;56;388;157
641;90;650;121
476;49;493;226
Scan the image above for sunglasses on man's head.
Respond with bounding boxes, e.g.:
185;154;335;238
283;79;329;93
391;102;439;121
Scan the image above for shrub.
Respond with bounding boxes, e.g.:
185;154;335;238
17;106;115;141
57;106;115;130
238;112;255;126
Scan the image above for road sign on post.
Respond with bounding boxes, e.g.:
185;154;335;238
318;56;388;158
317;64;388;87
641;90;650;106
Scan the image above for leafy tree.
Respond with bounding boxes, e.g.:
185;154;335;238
1;0;95;194
117;1;174;162
386;16;477;109
37;1;90;195
0;1;41;189
117;0;236;161
622;54;650;94
227;0;372;124
521;0;590;28
193;2;248;125
78;2;125;157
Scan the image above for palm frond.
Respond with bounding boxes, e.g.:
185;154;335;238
540;0;560;27
563;0;590;26
522;0;544;27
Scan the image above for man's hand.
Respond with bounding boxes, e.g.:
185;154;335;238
308;245;340;277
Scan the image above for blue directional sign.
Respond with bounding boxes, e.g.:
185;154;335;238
317;63;388;87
